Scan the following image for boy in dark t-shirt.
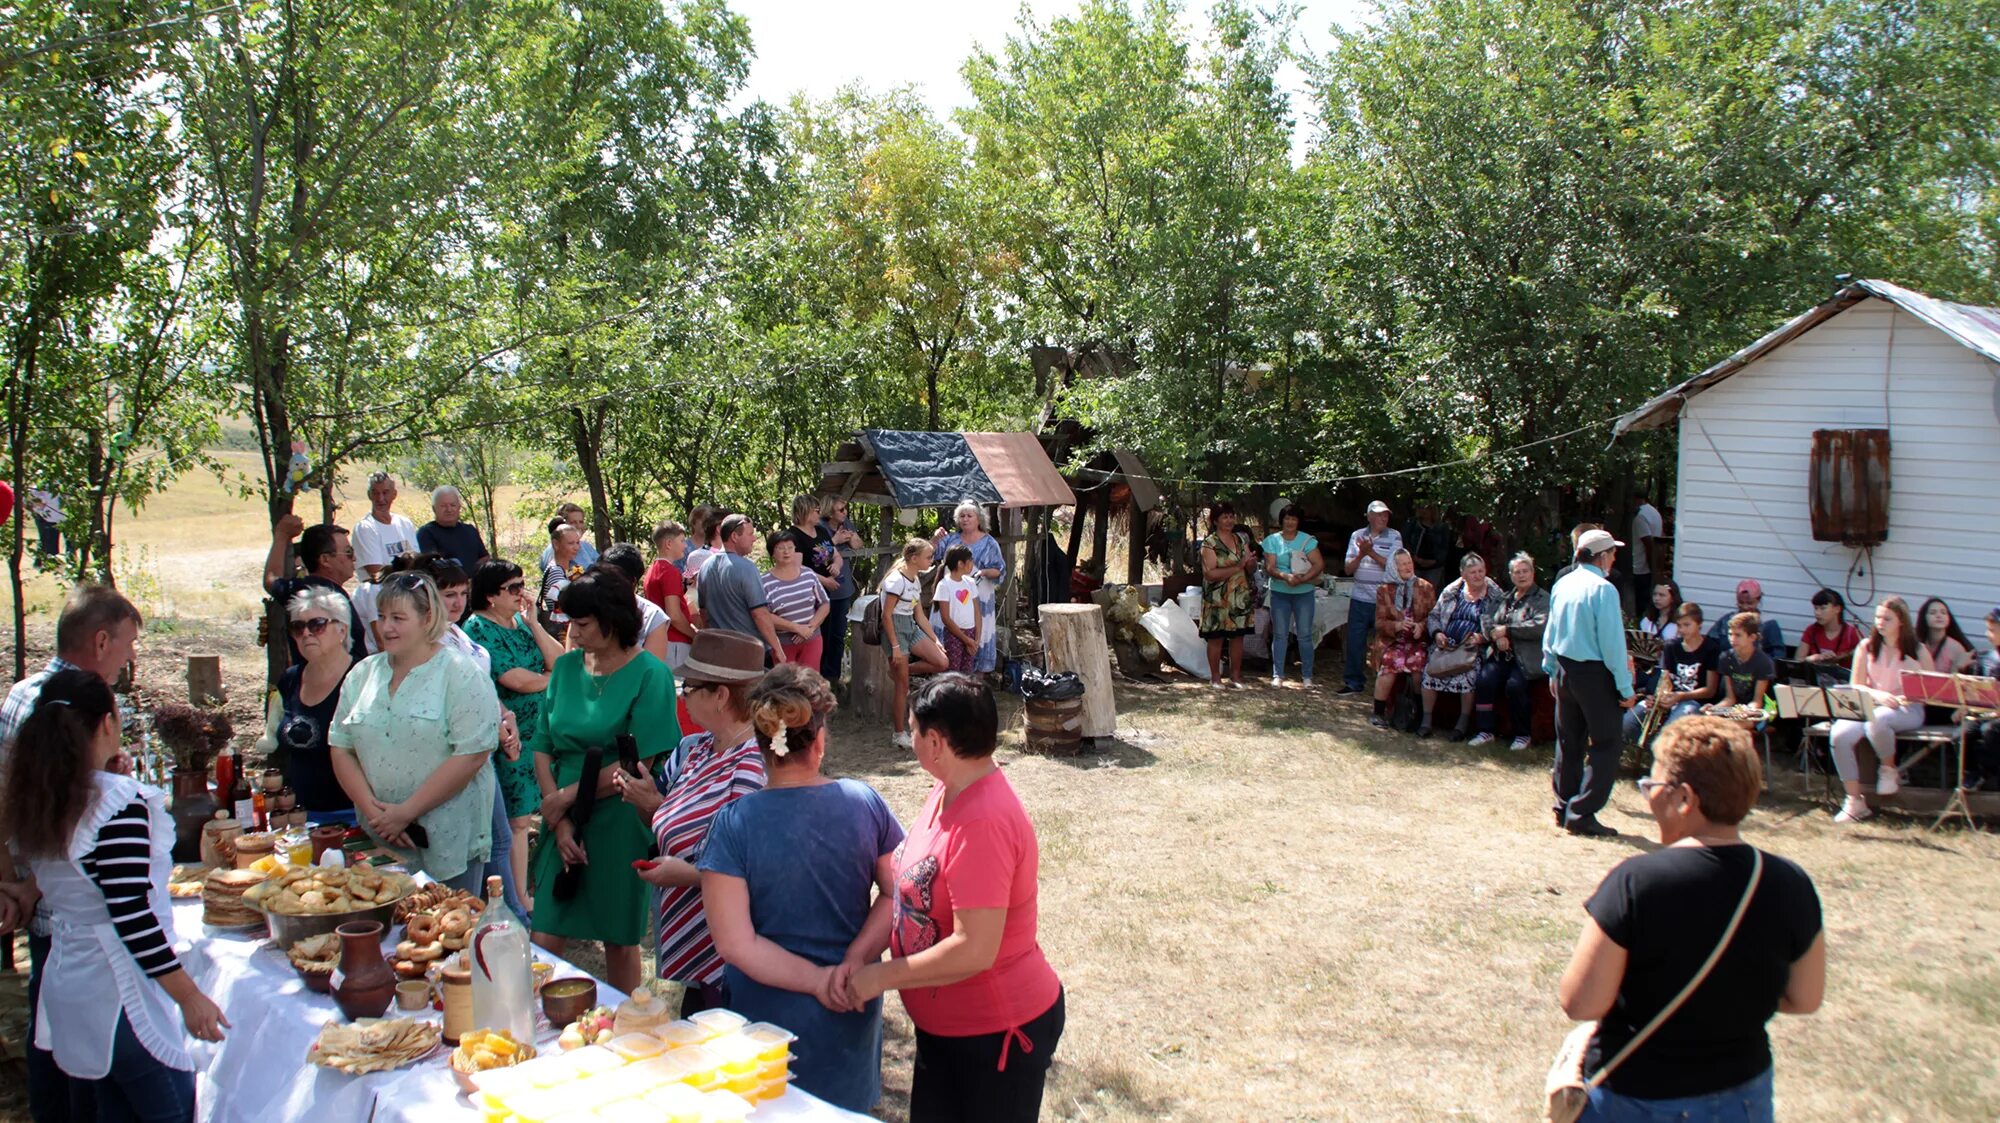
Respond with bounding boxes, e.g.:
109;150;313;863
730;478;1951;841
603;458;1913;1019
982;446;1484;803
1717;611;1776;710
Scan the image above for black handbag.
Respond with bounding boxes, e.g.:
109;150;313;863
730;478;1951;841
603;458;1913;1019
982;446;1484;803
551;746;603;903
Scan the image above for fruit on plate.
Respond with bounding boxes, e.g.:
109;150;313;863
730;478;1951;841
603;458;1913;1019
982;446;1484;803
450;1028;535;1074
557;1006;616;1050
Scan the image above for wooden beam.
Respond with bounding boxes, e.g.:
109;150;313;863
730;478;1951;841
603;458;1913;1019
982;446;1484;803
819;460;870;475
1090;481;1111;569
1127;491;1145;586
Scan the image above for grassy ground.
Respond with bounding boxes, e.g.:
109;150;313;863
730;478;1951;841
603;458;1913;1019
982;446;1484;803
5;468;2000;1121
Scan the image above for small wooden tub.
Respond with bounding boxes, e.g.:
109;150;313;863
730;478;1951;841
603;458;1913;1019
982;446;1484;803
1023;696;1085;756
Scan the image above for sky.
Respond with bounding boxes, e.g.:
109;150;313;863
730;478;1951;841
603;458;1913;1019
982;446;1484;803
726;0;1377;148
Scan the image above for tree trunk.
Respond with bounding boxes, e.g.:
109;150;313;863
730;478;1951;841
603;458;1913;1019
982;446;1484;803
1039;603;1116;739
570;400;612;551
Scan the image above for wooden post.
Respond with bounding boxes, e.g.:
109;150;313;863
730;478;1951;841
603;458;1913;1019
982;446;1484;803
1090;482;1111;572
1039;603;1116;739
187;654;224;707
1064;502;1085;563
1126;492;1145;586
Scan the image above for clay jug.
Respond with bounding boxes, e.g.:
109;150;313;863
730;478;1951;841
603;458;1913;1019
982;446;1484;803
329;920;396;1020
170;770;218;862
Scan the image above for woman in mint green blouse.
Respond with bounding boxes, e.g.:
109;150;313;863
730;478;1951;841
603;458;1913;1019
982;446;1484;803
530;569;680;994
328;572;500;890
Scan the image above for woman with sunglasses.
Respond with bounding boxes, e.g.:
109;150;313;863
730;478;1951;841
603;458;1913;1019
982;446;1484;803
328;571;501;892
612;630;767;1016
256;587;359;823
466;560;563;904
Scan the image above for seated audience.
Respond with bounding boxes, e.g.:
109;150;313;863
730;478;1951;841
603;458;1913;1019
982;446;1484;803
699;664;902;1113
1916;597;1975;673
1963;607;2000;791
1639;580;1681;644
1828;597;1934;824
1797;588;1861;665
1558;717;1824;1121
1624;604;1719;745
882;539;947;747
1370;548;1435;729
1469;553;1548;751
1420;553;1498;740
1706;580;1786;659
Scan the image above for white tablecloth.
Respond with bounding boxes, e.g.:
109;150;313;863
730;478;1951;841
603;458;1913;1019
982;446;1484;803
169;899;869;1122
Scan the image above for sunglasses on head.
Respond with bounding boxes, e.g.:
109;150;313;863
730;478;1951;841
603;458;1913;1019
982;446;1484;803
287;617;338;636
386;572;428;590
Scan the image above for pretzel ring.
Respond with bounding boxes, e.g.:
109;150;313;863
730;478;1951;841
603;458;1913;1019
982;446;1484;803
395;940;419;960
406;942;446;963
439;908;473;937
407;915;442;943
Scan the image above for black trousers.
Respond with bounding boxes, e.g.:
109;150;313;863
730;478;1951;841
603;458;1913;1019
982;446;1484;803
1553;656;1624;824
1968;717;2000;784
910;988;1065;1123
1473;658;1534;736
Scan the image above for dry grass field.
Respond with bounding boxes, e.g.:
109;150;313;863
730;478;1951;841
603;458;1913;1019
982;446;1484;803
5;465;2000;1121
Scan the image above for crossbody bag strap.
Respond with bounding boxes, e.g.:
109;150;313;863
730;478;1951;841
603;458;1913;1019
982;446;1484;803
1588;847;1764;1089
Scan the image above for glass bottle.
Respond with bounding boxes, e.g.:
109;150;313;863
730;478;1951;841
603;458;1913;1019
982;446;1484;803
468;875;534;1043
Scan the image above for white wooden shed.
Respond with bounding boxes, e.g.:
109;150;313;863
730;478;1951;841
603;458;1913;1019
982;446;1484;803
1616;279;2000;643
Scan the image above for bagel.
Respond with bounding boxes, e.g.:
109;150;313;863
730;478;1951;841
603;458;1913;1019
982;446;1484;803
395;940;419;960
406;942;446;963
439;908;473;937
406;915;442;944
439;933;467;952
393;958;427;979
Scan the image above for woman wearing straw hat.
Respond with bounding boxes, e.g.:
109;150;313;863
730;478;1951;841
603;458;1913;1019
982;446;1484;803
615;630;768;1016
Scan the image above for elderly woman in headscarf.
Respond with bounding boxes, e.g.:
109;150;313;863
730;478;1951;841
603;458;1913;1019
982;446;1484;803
1371;548;1435;728
931;501;1005;672
1420;552;1499;740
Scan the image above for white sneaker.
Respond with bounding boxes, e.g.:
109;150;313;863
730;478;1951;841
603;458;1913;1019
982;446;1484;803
1833;796;1873;823
1300;678;1313;690
1876;767;1901;796
1466;732;1495;747
893;731;913;748
1271;675;1284;687
1509;737;1532;752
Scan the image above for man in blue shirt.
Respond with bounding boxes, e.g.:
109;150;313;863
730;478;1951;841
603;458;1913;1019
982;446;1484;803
1704;578;1787;659
1543;528;1633;837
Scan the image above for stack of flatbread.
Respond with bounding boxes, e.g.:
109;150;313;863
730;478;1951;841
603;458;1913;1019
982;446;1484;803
202;868;265;927
308;1018;440;1075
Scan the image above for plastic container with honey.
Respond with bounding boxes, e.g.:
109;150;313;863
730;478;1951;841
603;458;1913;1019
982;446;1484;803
591;1099;664;1123
750;1073;791;1104
685;1009;746;1039
641;1082;707;1123
603;1032;668;1064
566;1044;629;1078
651;1020;710;1049
512;1052;582;1089
492;1086;575;1123
587;1067;658;1106
708;1037;762;1079
629;1051;699;1086
739;1022;795;1064
558;1077;629;1114
469;1065;536;1115
696;1090;754;1122
671;1044;719;1086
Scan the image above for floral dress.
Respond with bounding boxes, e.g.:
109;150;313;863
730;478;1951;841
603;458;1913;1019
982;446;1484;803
463;613;547;819
1199;533;1254;639
1422;579;1494;693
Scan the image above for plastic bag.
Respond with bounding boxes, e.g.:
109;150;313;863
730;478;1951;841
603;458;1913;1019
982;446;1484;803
1140;605;1211;677
1018;667;1085;701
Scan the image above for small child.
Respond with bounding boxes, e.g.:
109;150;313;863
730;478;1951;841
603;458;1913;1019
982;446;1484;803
934;545;982;674
1717;611;1775;710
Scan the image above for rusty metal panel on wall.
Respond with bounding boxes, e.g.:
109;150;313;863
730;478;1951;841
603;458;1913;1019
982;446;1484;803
1809;429;1890;545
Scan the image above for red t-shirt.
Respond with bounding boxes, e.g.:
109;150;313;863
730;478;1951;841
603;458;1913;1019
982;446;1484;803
643;559;693;644
891;769;1061;1037
1801;621;1861;659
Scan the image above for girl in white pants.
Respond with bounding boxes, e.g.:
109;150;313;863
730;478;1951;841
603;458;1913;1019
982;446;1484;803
1829;597;1933;823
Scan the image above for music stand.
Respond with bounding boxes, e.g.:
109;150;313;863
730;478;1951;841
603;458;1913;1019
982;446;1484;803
1927;673;1999;831
1775;685;1870;804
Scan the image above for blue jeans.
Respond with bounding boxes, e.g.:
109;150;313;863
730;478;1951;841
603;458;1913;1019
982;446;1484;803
1581;1067;1773;1123
28;932;86;1123
1623;699;1704;745
79;1015;194;1123
1343;596;1377;690
483;783;530;918
1269;593;1316;681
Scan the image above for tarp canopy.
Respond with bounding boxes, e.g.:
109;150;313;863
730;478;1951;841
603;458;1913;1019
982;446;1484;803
859;430;1075;509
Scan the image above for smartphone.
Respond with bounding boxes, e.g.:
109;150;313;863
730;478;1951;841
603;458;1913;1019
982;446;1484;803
616;733;642;778
404;822;430;849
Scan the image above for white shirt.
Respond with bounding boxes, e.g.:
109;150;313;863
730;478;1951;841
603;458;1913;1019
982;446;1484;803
1639;616;1679;643
637;595;668;646
880;569;920;616
352;582;383;654
935;575;979;631
1630;503;1663;575
351;511;418;572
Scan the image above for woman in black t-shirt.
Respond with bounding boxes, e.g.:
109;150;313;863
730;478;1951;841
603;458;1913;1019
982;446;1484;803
256;586;358;823
1558;716;1825;1120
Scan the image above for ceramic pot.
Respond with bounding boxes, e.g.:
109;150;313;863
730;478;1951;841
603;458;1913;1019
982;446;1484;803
329;920;396;1021
309;824;347;863
170;770;217;863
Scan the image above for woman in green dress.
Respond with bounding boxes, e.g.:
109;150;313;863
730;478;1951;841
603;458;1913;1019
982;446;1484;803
531;568;680;993
464;559;563;904
1199;502;1257;689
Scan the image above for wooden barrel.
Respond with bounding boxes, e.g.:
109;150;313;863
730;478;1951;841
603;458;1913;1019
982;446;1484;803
1022;696;1085;756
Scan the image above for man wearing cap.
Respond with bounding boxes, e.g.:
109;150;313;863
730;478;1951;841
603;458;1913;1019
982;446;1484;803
1339;501;1403;695
697;514;787;661
1542;528;1632;837
1706;579;1787;659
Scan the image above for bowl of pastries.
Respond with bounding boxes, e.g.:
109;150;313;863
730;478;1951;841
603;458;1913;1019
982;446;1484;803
285;932;341;993
244;865;417;951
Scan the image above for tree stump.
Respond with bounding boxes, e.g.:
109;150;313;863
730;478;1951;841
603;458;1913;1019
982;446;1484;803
187;654;225;707
1038;603;1116;739
848;604;895;722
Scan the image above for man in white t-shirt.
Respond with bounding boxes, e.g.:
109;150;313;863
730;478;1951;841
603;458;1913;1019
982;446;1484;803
1339;500;1403;695
1628;492;1664;615
350;471;418;579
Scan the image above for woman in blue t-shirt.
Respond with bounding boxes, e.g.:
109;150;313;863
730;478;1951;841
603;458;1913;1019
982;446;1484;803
698;664;904;1112
1261;506;1324;688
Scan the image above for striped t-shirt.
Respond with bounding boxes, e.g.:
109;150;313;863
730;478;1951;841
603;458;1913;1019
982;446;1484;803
759;570;828;630
652;733;766;984
85;800;179;978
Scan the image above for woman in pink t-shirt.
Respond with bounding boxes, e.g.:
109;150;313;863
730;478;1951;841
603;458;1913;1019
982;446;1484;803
1828;596;1933;824
842;674;1064;1122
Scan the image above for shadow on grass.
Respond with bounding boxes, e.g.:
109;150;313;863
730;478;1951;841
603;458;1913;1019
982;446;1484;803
1046;736;1160;771
1044;1055;1179;1120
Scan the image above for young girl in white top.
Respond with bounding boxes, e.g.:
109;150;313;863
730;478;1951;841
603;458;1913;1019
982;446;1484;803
1829;596;1934;823
933;546;984;675
2;671;229;1122
880;538;946;747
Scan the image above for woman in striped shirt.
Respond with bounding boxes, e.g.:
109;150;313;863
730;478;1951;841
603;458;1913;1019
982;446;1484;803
761;534;830;669
2;670;228;1121
613;630;768;1016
